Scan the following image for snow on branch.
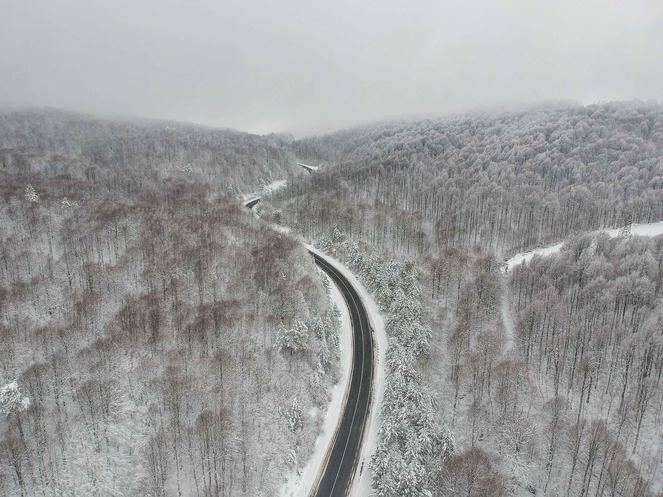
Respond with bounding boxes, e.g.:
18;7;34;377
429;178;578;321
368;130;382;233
0;381;31;417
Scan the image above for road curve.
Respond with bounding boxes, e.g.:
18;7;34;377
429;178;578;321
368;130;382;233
244;197;261;209
244;194;375;496
309;253;374;497
297;162;318;173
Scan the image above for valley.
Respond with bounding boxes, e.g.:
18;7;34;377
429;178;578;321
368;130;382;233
2;101;663;497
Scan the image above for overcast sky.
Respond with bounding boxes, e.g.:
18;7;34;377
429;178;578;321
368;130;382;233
1;0;662;135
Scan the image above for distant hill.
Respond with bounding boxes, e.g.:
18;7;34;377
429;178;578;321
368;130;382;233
0;107;298;194
285;101;663;252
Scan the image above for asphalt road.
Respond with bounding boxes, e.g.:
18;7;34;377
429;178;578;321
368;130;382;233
244;197;261;209
309;252;374;497
244;195;375;496
297;162;317;173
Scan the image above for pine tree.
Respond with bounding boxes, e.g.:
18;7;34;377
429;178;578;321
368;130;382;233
275;321;309;355
24;184;39;203
0;381;30;417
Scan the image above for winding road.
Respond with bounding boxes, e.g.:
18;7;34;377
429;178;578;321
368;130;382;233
244;197;261;209
297;162;319;173
309;253;374;497
244;196;375;497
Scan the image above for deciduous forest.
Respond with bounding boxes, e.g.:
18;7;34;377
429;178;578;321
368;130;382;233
0;109;339;496
3;101;663;496
261;102;663;496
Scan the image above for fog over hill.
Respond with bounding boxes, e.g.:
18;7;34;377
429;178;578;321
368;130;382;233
283;101;663;252
0;107;298;194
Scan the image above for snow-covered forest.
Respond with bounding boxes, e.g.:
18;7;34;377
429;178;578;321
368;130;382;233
3;101;663;497
3;0;663;493
0;116;340;496
0;108;299;194
508;233;663;495
280;102;663;252
260;102;663;496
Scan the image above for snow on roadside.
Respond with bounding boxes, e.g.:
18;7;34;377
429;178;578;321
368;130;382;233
279;270;353;497
503;220;663;272
241;178;288;202
245;185;386;496
297;162;319;171
306;245;388;497
242;179;288;221
244;187;353;497
243;196;261;207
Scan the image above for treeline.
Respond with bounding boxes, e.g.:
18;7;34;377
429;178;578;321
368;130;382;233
0;107;299;194
276;102;663;254
0;173;339;496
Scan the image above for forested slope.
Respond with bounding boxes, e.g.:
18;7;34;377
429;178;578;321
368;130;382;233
0;110;340;496
0;108;299;194
508;233;663;496
4;102;663;497
280;102;663;253
262;102;663;497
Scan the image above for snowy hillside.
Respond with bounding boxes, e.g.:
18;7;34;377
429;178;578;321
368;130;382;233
0;108;299;193
0;162;341;496
262;102;663;497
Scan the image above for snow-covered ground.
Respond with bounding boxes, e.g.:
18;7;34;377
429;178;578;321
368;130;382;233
279;271;353;497
503;220;663;272
499;276;516;351
241;178;288;202
503;242;565;272
297;162;319;171
260;179;288;195
306;245;388;497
